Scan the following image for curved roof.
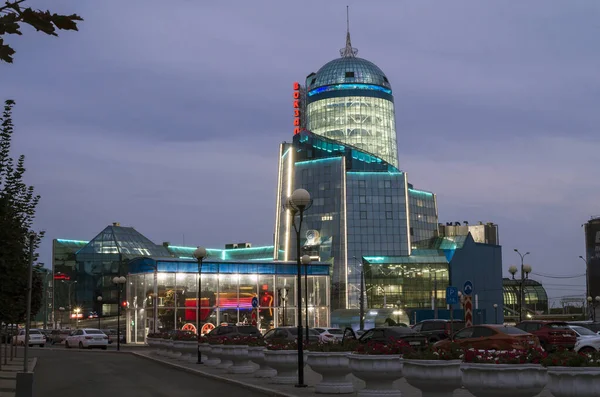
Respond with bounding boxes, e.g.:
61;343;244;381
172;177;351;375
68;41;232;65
307;57;391;91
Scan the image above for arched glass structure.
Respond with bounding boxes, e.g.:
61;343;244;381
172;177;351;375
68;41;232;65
503;278;549;315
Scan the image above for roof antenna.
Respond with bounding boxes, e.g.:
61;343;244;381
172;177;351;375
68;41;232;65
340;5;358;58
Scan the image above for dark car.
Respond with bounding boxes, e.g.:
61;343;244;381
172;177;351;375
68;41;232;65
101;329;125;344
343;327;428;349
263;327;321;343
411;319;465;343
207;325;261;341
49;329;72;345
516;321;577;351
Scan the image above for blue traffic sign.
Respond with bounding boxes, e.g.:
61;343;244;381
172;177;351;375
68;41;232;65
446;286;459;305
251;297;259;308
463;280;474;296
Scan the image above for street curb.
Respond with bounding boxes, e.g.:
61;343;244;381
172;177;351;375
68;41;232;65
130;352;298;397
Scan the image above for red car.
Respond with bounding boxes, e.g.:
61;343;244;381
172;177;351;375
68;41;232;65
515;321;576;351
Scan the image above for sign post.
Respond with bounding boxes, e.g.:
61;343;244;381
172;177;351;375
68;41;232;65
463;281;474;327
446;286;459;324
251;296;259;327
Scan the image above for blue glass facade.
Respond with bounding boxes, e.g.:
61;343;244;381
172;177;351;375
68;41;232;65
274;131;438;309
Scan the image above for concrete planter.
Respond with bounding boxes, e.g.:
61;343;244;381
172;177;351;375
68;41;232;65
348;354;403;397
199;343;219;366
221;345;255;374
247;346;276;378
547;366;600;397
307;352;354;394
166;340;180;359
210;345;232;369
461;363;547;397
403;359;462;397
264;350;306;385
175;340;197;362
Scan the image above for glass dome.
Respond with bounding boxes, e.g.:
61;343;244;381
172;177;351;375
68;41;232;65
307;57;391;91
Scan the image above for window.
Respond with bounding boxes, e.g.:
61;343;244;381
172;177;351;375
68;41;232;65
359;196;366;204
345;71;355;78
412;324;422;332
358;180;365;188
453;328;474;340
360;211;367;219
472;327;496;338
386;211;393;219
422;322;444;331
384;181;391;188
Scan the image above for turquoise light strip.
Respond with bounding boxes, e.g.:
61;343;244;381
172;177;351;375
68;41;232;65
408;188;433;197
57;239;89;244
347;171;403;176
295;157;342;166
308;83;392;97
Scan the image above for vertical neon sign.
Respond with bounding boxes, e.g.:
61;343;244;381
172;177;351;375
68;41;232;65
293;81;301;134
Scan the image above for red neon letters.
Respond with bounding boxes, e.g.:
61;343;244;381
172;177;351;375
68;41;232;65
293;81;301;134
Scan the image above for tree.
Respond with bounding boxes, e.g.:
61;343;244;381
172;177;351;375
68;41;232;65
0;99;43;325
0;0;83;63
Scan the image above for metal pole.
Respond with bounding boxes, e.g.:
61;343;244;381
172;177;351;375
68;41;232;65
197;257;202;364
305;258;309;343
23;234;34;372
154;268;158;333
43;272;48;330
494;306;498;324
295;208;306;388
359;264;365;331
116;286;121;351
519;257;524;323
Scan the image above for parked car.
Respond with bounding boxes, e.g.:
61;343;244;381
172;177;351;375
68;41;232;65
575;336;600;353
313;327;344;342
343;327;428;349
13;329;46;347
101;329;125;344
515;321;577;351
206;325;262;341
263;327;320;343
411;319;466;343
568;325;600;353
65;328;108;349
49;329;72;345
567;321;600;334
434;325;539;351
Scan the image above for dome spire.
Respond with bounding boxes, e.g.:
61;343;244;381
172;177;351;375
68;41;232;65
340;6;358;58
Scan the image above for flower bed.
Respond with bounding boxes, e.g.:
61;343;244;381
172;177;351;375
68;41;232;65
306;341;357;394
543;349;600;397
461;348;548;397
402;344;464;397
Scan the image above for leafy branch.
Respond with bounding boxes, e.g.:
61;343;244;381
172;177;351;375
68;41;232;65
0;0;83;63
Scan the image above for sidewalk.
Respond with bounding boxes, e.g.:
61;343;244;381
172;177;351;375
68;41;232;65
131;349;554;397
0;357;36;397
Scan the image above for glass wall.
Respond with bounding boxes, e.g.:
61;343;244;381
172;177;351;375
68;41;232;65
125;270;330;343
363;261;449;311
306;95;398;168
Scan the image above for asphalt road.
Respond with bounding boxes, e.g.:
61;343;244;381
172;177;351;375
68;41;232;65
31;348;266;397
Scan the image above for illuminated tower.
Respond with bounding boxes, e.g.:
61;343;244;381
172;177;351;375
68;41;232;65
305;20;399;168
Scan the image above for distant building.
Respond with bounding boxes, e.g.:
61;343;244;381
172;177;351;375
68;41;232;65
584;216;600;319
438;221;499;245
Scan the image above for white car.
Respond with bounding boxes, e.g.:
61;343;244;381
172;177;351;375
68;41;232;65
13;329;46;347
313;327;344;342
571;325;600;353
65;328;108;350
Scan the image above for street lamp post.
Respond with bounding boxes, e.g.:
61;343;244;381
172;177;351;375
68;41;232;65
285;188;312;388
193;247;207;365
587;296;600;321
23;232;35;373
302;255;311;343
510;249;532;323
493;304;498;324
96;296;103;329
112;276;127;351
